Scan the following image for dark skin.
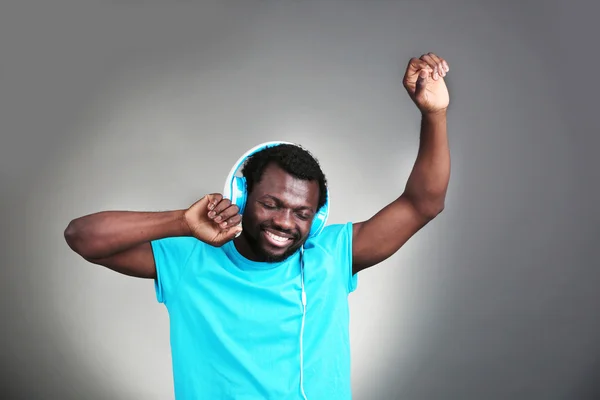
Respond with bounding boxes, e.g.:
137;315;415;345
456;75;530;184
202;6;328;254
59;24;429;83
64;52;450;278
233;163;319;263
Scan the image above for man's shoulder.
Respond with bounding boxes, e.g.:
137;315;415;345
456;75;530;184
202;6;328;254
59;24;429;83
305;222;353;249
152;235;203;250
320;222;352;236
151;236;219;262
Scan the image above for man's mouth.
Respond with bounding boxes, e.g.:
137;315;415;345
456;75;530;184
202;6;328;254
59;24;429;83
262;229;294;248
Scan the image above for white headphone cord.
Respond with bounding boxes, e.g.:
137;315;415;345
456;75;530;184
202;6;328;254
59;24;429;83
300;247;308;400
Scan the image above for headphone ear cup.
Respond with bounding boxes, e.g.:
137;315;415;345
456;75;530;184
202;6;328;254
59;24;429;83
309;209;326;238
308;189;329;238
231;176;248;215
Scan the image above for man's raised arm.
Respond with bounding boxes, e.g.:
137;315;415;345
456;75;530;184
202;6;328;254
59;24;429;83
352;52;451;274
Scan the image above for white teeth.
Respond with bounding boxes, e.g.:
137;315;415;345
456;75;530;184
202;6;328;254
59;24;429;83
266;231;290;242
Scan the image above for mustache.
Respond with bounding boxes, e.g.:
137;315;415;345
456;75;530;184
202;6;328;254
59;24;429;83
260;223;300;240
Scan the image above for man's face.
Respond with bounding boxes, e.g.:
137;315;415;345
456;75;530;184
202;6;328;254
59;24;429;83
236;163;320;263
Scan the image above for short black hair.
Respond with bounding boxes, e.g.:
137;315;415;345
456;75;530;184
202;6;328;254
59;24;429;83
241;144;328;211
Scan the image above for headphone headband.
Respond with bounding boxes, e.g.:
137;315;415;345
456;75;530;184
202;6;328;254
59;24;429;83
222;141;329;238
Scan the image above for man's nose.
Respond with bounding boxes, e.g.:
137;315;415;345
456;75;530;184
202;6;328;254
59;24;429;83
272;208;294;231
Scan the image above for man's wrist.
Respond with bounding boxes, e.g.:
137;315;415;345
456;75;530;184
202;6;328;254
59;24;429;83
175;209;193;237
422;109;447;123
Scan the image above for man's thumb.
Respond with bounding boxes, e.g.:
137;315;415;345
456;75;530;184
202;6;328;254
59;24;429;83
225;224;243;240
415;69;428;100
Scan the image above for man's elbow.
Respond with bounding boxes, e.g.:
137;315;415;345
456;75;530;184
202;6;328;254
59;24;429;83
432;202;445;218
64;219;94;256
415;199;445;220
403;187;447;220
64;220;82;251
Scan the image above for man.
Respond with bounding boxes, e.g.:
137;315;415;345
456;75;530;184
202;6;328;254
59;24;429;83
64;52;450;399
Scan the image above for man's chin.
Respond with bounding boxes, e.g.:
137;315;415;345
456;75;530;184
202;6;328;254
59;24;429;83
259;241;303;263
260;246;295;263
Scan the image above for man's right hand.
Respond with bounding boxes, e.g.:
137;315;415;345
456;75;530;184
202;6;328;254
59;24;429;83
184;194;243;247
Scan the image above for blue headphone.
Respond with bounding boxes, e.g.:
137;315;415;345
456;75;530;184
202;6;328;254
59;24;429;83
222;141;330;239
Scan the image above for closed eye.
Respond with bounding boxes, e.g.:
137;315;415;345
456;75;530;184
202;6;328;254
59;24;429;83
296;213;309;221
259;198;313;220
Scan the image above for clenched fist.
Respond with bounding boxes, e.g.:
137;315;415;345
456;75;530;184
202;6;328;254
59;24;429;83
403;52;450;115
184;194;243;247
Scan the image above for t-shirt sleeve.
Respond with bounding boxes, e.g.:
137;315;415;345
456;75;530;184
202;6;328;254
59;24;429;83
150;236;199;305
342;222;358;293
311;222;358;294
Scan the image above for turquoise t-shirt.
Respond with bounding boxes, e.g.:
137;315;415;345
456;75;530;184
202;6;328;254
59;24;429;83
151;222;358;399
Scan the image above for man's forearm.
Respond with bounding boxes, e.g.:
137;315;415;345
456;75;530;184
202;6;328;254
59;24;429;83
403;111;450;217
64;210;190;259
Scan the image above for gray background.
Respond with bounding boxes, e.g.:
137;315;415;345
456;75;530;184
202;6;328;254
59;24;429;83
2;0;598;399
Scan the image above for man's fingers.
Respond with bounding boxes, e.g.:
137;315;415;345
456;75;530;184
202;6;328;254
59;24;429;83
404;58;432;87
405;57;432;75
205;193;223;211
420;53;449;80
437;53;450;72
419;54;441;80
228;214;242;227
424;52;443;69
200;194;242;229
209;197;232;217
212;204;241;225
215;214;242;230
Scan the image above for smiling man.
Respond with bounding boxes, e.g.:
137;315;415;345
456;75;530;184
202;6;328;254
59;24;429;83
233;148;327;263
64;52;451;399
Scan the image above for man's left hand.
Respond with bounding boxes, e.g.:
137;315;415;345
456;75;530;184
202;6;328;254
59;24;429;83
403;52;450;115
